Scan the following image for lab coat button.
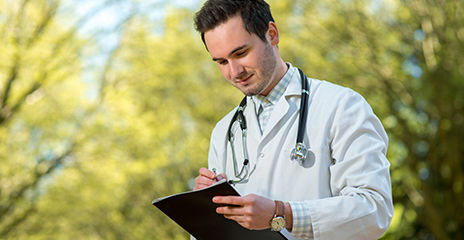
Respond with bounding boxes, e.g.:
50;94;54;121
260;153;264;158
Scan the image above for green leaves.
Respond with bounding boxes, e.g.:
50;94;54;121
1;0;463;239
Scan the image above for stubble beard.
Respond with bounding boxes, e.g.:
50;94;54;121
238;43;277;96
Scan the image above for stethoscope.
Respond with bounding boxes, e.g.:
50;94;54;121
226;68;310;184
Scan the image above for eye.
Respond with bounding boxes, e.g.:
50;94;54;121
217;59;228;65
236;49;248;57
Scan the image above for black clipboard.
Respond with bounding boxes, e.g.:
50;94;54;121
152;180;288;240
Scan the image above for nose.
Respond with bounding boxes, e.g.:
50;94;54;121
229;60;245;80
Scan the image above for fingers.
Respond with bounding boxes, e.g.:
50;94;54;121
193;168;225;190
216;204;245;215
193;178;214;191
213;196;244;206
199;167;216;179
213;194;275;230
223;214;255;229
213;196;245;217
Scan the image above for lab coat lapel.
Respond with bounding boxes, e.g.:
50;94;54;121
243;96;261;160
261;71;302;142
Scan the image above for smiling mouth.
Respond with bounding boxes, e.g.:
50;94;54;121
236;74;253;85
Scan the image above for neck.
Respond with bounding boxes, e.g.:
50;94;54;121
259;58;288;96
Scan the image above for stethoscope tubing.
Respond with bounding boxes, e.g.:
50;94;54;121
296;68;309;146
226;68;310;183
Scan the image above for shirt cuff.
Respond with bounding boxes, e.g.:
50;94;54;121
289;201;314;239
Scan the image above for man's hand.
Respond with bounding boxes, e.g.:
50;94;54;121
193;167;227;190
213;194;275;230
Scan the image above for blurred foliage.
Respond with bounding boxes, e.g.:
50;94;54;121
0;0;90;237
271;0;463;239
0;0;463;239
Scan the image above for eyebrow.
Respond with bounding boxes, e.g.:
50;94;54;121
212;44;248;62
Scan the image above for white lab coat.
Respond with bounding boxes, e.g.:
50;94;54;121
207;67;393;239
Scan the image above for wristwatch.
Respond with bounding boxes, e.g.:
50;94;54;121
270;200;286;231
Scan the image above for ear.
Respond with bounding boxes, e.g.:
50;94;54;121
267;21;279;46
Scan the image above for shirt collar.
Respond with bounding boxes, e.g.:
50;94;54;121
251;63;296;111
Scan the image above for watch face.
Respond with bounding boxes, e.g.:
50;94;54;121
271;216;286;231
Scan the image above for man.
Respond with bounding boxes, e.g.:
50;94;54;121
193;0;393;239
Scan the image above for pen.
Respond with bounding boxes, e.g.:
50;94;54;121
212;168;218;181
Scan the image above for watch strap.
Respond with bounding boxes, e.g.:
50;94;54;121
274;200;284;218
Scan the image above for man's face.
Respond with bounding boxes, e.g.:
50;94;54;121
204;15;278;96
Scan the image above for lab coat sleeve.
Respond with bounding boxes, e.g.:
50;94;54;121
207;122;224;174
290;89;393;240
207;108;237;175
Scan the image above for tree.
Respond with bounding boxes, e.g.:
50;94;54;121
2;4;241;239
0;0;133;237
0;0;85;236
272;0;464;238
3;0;462;239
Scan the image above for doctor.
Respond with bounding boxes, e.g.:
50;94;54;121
193;0;393;239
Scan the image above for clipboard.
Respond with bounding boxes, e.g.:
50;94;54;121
152;180;288;240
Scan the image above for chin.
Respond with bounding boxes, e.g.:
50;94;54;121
240;88;258;96
237;83;262;96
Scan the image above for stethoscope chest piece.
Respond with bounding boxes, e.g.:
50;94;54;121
291;142;308;165
227;68;313;182
291;143;316;168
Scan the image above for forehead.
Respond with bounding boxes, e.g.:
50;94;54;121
204;15;258;58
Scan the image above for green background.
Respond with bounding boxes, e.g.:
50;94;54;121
1;0;463;239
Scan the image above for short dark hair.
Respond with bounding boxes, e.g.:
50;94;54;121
194;0;275;47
